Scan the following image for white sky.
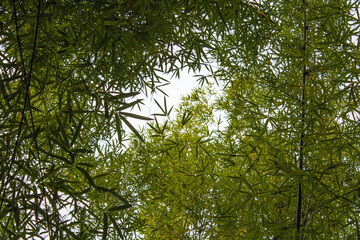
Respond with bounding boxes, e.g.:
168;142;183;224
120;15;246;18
130;70;207;130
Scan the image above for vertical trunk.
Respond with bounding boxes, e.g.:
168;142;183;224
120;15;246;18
296;6;307;239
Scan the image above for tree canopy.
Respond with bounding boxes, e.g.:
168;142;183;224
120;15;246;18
1;0;360;239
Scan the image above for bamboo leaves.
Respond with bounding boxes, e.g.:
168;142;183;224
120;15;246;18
1;0;360;239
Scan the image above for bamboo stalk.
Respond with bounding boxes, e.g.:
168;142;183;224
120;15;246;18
296;6;307;239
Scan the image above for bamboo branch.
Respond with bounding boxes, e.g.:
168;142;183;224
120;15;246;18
296;6;307;239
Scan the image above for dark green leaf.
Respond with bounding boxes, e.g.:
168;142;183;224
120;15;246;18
102;212;108;240
119;114;144;142
76;166;96;187
70;117;84;147
119;111;153;121
108;214;125;240
107;204;132;212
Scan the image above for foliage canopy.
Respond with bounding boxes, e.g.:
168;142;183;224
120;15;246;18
1;0;360;239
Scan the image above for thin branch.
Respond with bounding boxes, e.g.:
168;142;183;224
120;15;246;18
0;0;29;212
301;0;328;34
296;4;307;239
0;0;45;233
215;3;227;28
121;140;140;193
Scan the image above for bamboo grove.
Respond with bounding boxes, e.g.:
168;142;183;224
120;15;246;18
1;0;360;239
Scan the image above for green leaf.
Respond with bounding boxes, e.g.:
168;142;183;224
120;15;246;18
76;162;95;168
104;99;109;119
118;99;143;111
108;214;125;240
119;114;144;142
38;148;73;165
56;115;69;148
71;148;94;154
181;111;193;126
95;186;130;205
102;212;108;240
115;113;123;142
107;92;140;99
48;136;71;153
76;166;95;187
107;204;132;212
70;117;84;147
119;111;153;121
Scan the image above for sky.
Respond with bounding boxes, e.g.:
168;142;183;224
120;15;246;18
129;70;209;130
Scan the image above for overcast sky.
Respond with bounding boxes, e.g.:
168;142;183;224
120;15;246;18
130;70;208;130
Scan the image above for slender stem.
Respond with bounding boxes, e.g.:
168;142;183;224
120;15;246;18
296;7;307;239
0;0;31;212
0;0;46;236
356;214;360;240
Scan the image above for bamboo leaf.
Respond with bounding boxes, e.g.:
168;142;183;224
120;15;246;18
95;186;130;205
70;117;84;147
119;114;144;142
108;214;125;240
48;136;71;153
119;111;153;121
118;99;143;111
102;212;108;240
76;166;95;187
107;92;140;99
107;204;132;212
38;148;73;165
71;148;94;154
104;99;109;119
115;113;123;142
56;115;69;148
